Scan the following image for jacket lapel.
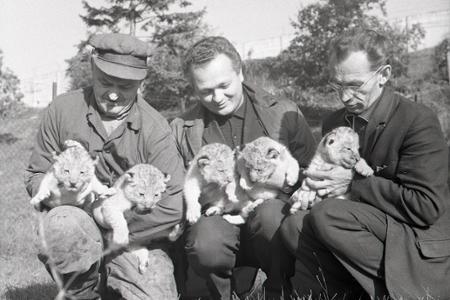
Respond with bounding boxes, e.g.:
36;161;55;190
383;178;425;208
362;88;399;158
183;105;205;159
243;82;276;139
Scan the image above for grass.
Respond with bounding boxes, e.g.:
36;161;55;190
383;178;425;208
0;107;59;299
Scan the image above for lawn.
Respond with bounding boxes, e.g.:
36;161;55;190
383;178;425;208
0;107;59;299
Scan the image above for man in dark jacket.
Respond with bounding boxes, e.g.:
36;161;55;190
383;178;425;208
25;33;185;299
281;28;450;299
171;36;316;299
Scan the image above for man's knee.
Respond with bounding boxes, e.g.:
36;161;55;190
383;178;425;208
185;216;239;273
39;206;103;274
309;199;354;244
247;199;287;240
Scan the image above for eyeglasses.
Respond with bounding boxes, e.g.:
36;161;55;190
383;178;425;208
328;65;385;95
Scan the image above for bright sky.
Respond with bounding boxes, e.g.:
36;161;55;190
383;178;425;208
1;0;449;86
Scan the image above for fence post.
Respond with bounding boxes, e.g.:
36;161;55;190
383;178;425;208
52;82;58;101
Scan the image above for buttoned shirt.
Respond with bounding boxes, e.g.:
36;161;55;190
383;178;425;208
202;92;266;149
344;97;381;148
25;87;185;244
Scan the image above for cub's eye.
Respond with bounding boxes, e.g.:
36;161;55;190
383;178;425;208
64;169;70;174
328;138;335;145
139;192;145;197
154;193;160;197
80;171;85;175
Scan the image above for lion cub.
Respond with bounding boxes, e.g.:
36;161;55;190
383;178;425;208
212;137;301;225
184;143;242;225
236;136;300;202
290;126;373;214
29;140;112;211
93;163;171;273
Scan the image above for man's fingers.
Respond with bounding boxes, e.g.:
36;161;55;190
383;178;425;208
305;177;330;189
317;188;329;197
304;169;332;180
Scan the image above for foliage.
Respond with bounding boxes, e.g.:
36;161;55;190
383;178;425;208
81;0;197;36
143;6;207;110
65;41;92;90
66;0;206;111
434;39;449;82
274;0;425;88
0;49;23;117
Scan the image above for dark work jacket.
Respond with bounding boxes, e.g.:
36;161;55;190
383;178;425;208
170;81;316;297
25;87;185;246
323;87;450;299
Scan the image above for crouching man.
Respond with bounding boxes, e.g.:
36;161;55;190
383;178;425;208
25;33;185;299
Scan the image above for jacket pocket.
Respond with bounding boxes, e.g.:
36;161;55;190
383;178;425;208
417;239;450;258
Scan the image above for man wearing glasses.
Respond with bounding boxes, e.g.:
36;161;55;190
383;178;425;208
281;28;450;299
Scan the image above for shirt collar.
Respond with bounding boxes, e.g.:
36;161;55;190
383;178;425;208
204;94;246;126
86;88;142;131
345;95;382;124
233;94;246;119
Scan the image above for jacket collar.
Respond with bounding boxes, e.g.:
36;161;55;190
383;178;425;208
362;87;399;158
182;81;277;125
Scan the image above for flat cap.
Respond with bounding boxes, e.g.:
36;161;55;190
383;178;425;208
89;33;152;80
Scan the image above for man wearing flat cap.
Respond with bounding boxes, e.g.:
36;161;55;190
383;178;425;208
25;33;185;299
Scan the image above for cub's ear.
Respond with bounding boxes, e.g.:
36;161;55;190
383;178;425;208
266;148;280;159
91;153;99;165
163;173;171;183
51;151;59;161
197;156;210;168
124;171;136;186
322;131;336;146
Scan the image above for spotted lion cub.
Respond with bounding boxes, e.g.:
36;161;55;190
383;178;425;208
289;126;373;214
184;143;244;225
236;136;300;201
92;163;173;273
29;140;113;211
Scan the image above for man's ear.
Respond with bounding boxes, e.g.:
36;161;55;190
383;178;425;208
379;65;391;86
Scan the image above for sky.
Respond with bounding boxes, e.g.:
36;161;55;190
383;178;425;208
0;0;449;105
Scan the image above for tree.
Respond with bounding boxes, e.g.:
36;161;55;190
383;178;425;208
143;8;207;111
66;41;92;90
274;0;425;88
0;49;23;117
66;0;206;112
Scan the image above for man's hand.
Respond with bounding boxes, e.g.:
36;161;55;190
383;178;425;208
304;166;353;198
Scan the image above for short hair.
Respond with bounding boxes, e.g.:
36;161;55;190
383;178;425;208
182;36;242;76
328;28;391;71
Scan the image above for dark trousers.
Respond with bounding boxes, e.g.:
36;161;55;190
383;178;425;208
184;199;294;300
281;198;390;299
38;206;177;300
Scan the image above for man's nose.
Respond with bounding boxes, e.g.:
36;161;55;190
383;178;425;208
341;89;354;103
212;89;224;103
107;91;119;102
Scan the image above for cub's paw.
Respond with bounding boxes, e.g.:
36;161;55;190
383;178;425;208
289;188;316;214
98;187;117;200
131;248;149;274
243;199;264;215
186;206;202;225
222;214;246;225
29;197;43;211
205;206;223;216
111;232;129;248
354;159;374;177
29;190;51;211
